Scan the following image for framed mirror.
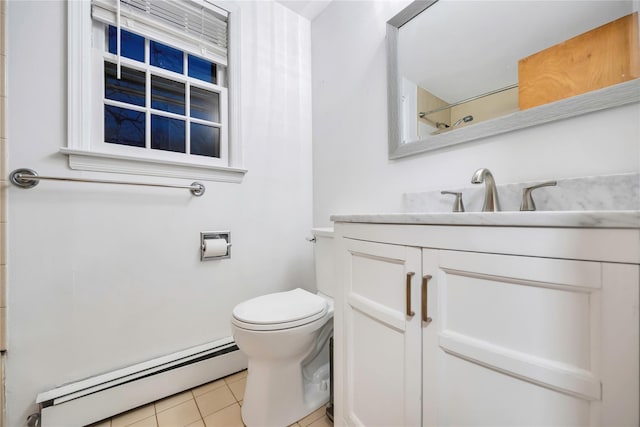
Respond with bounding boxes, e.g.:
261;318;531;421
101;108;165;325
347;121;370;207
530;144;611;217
387;0;640;159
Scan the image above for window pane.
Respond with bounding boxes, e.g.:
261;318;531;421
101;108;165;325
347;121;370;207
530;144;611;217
152;75;185;115
104;105;145;147
108;26;145;62
188;55;217;84
190;123;220;158
150;41;184;74
190;87;220;122
151;115;186;153
105;62;146;106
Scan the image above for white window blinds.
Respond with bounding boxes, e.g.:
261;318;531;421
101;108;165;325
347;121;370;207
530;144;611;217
92;0;228;65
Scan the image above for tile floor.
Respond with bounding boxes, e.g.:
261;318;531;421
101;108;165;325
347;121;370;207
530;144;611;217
88;370;332;427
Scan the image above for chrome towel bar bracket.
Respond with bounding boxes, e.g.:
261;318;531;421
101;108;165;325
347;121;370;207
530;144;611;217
9;168;206;196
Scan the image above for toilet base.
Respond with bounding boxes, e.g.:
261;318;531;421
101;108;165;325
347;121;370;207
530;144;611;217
241;360;329;427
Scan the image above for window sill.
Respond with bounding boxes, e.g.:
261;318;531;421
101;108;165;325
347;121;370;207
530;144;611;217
59;148;247;183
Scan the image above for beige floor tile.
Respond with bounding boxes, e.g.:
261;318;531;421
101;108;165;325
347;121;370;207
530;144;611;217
227;378;246;402
192;379;226;397
194;386;237;417
185;420;205;427
223;370;247;385
112;405;155;427
156;400;201;427
155;390;194;413
128;415;158;427
287;423;300;427
298;406;326;427
202;403;243;427
307;416;332;427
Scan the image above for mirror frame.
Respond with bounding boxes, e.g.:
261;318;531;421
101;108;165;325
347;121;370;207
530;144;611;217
387;0;640;160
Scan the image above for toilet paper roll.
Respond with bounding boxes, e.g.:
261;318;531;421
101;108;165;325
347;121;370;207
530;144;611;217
203;238;228;257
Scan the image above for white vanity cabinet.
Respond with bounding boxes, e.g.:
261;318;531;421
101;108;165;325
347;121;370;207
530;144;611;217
333;220;640;427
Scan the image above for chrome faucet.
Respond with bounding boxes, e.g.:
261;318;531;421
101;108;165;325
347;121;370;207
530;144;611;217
471;168;500;212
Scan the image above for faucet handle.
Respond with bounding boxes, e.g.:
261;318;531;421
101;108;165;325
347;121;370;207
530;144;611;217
520;181;557;211
441;191;465;212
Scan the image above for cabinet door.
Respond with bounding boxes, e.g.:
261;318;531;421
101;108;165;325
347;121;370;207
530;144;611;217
342;239;421;427
422;249;639;427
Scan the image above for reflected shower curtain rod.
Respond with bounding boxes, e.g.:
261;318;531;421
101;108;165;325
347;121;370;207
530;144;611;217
419;83;519;118
9;168;206;196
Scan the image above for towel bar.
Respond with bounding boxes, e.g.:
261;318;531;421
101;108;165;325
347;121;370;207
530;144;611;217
9;168;206;196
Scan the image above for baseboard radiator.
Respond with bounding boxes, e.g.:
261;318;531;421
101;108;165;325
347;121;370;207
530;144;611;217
35;337;247;427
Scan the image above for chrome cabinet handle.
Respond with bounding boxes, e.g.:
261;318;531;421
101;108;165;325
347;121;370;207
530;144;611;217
406;272;415;317
422;275;432;323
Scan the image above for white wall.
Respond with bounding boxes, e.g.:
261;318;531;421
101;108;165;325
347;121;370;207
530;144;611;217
5;1;313;425
311;1;640;225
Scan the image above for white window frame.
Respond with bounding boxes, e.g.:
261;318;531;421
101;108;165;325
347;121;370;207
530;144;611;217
64;0;246;183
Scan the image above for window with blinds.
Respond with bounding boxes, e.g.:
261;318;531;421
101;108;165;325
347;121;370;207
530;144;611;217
64;0;245;182
102;24;224;158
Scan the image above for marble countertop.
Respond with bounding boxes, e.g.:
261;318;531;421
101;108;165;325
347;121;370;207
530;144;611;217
330;210;640;228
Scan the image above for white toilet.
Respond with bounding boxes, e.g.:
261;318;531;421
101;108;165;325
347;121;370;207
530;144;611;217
231;228;335;427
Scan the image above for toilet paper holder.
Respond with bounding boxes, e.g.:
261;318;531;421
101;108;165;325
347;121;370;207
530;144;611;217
200;231;232;261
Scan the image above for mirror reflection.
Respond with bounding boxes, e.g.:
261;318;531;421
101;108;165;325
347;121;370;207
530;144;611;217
397;0;639;144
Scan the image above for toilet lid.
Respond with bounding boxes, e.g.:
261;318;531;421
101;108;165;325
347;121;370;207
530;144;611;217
232;288;328;330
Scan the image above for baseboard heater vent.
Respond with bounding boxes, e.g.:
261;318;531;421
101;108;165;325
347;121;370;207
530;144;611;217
36;337;247;427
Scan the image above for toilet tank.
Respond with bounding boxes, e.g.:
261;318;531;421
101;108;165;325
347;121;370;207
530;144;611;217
312;227;335;298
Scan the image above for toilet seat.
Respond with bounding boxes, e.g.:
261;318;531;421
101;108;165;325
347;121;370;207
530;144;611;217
232;288;328;331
